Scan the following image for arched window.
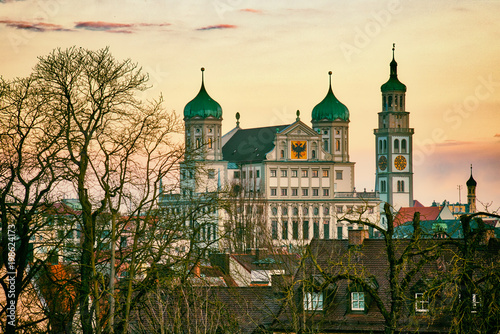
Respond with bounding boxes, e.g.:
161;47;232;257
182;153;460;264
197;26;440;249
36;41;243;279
388;96;393;109
397;181;401;192
303;207;309;215
323;139;329;152
271;207;278;216
383;140;387;153
394;139;399;153
401;181;405;192
399;96;403;109
312;150;316;158
382;96;387;110
401;139;407;153
313;207;319;216
381;180;386;192
282;207;288;216
280;150;285;159
379;140;382;153
208;137;213;149
335;139;341;151
293;207;299;216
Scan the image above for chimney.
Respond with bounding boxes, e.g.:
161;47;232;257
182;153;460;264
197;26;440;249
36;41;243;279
193;262;201;278
256;248;267;261
348;229;369;246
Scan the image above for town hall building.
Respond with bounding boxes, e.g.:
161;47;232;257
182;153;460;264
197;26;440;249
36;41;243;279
160;47;413;251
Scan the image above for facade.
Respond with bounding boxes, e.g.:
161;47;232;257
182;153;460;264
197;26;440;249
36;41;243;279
375;45;414;213
161;64;387;251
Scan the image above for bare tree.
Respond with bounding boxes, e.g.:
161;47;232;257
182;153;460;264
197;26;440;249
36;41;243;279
0;75;66;334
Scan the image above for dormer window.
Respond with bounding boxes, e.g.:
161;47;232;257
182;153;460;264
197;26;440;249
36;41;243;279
304;291;323;311
415;292;429;312
351;292;365;311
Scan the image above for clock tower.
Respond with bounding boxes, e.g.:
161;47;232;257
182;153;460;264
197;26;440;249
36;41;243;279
375;44;414;211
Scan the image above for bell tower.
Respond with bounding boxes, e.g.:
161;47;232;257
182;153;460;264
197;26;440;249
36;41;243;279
466;165;477;213
375;44;414;211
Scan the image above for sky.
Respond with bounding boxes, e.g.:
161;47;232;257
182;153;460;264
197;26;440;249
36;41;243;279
1;0;499;211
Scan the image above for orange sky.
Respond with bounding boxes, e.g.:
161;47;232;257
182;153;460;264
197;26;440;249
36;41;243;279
1;0;499;210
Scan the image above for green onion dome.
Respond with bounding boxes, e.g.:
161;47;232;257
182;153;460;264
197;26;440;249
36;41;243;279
184;68;222;119
381;45;406;92
311;71;349;122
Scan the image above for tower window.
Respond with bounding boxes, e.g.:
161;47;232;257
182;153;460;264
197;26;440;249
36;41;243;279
382;96;387;111
312;150;316;158
323;139;329;151
388;96;393;109
381;180;386;192
383;140;387;153
280;150;285;159
397;180;405;192
208;137;213;149
394;139;399;153
335;139;341;151
400;96;403;109
401;139;407;153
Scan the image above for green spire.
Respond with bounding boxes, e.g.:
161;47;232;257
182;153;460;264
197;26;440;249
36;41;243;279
381;43;407;92
312;71;349;122
184;67;222;119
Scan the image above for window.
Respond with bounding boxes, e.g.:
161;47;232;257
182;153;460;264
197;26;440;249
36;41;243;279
281;188;288;196
242;171;246;179
292;188;298;196
233;171;240;178
383;140;387;152
337;226;343;240
322;169;329;177
394;139;399;153
312;188;319;197
336;170;343;180
313;207;319;216
323;139;329;151
381;180;386;193
303;207;309;215
397;180;405;192
281;169;287;177
335;139;341;151
351;292;365;311
271;207;278;215
272;221;278;240
312;150;316;158
256;170;260;178
336;206;343;214
249;170;253;178
302;188;309;196
208;137;213;149
415;293;429;312
293;207;299;216
312;170;319;178
323;220;330;240
292;221;299;240
313;221;320;239
323;188;330;196
282;207;288;216
282;221;288;240
208;169;215;179
304;292;323;311
270;188;277;196
303;221;309;239
301;169;308;177
323;206;330;215
291;169;298;177
402;139;407;153
270;169;277;177
280;150;285;158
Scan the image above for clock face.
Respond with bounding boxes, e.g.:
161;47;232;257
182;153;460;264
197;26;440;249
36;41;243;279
394;155;407;171
378;156;387;171
291;141;307;159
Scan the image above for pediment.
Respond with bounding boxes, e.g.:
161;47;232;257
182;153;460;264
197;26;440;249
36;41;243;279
280;121;320;138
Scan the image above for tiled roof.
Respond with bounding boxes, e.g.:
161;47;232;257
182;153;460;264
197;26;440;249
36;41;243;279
271;239;461;333
394;206;441;226
221;125;289;163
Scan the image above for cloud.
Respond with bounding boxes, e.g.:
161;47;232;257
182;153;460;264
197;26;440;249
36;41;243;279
75;21;133;32
240;8;262;14
197;24;237;31
0;20;68;32
74;21;171;33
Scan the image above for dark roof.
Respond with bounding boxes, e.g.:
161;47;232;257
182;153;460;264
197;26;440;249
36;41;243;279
271;238;476;333
222;125;289;163
131;286;282;334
